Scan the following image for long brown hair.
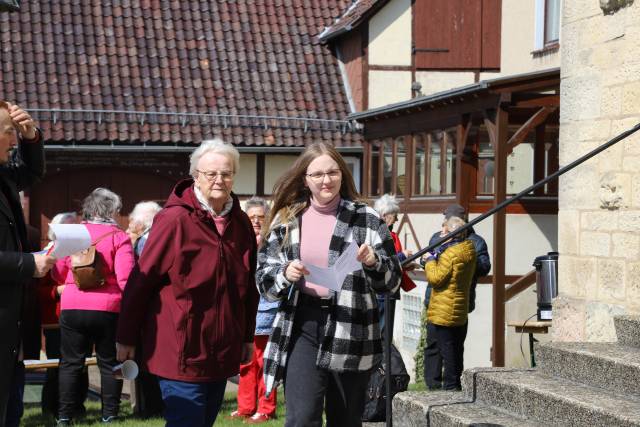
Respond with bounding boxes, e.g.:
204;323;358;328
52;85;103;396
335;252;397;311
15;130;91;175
262;142;361;242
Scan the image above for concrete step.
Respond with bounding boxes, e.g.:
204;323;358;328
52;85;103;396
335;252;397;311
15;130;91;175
615;316;640;347
429;402;541;427
393;390;471;427
536;341;640;396
464;367;640;426
392;389;539;427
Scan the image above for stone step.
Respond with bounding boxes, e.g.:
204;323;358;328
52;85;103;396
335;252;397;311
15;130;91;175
614;316;640;347
393;390;471;426
429;402;541;427
536;341;640;396
464;368;640;426
392;389;539;427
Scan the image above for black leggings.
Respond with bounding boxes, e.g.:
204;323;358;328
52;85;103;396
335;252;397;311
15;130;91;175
58;310;122;419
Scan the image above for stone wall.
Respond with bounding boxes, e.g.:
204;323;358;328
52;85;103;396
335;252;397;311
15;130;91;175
555;0;640;341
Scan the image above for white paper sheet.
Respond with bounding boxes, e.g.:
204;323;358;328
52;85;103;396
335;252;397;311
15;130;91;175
47;224;92;258
304;241;363;291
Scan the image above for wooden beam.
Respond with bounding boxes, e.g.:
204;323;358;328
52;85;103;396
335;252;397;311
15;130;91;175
505;270;537;301
506;106;557;155
534;124;546;196
512;93;560;108
456;115;473;208
491;106;508;367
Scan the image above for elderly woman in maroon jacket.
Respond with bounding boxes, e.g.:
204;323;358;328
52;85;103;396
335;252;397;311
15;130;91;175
115;139;259;427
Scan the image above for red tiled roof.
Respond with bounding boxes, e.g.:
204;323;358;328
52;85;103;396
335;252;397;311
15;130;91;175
0;1;361;147
318;0;387;43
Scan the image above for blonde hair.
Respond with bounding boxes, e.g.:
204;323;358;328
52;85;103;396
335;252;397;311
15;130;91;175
445;216;468;238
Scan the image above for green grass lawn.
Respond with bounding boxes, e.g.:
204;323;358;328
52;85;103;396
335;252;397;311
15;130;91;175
21;390;287;427
22;381;426;426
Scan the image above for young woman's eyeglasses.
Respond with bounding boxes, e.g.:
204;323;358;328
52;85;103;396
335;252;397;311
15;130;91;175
305;169;341;182
197;170;234;182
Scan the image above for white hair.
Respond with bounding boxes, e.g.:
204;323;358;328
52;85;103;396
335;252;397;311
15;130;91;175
48;212;78;240
373;194;400;217
129;201;162;230
189;138;240;177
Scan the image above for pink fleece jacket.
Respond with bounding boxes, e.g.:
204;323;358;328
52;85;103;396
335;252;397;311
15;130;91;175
52;222;135;313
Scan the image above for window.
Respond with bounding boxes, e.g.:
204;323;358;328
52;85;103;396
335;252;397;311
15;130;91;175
545;0;561;44
535;0;560;50
413;0;501;70
411;129;456;196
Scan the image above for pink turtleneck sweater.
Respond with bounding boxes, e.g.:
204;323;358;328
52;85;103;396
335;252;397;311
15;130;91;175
299;196;341;298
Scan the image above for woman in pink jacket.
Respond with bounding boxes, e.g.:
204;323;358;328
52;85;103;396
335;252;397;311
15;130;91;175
52;188;135;425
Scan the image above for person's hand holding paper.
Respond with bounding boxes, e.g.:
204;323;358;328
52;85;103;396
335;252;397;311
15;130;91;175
304;241;364;292
47;224;92;258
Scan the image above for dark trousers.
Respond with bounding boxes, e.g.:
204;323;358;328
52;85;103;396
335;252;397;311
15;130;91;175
41;328;88;417
58;310;122;420
424;322;467;390
284;297;370;427
4;361;24;427
157;377;226;427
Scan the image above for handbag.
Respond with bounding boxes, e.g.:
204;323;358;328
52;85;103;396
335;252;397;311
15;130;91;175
71;230;118;290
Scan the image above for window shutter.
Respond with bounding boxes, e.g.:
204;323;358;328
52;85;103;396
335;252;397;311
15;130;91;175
481;0;502;69
414;0;501;70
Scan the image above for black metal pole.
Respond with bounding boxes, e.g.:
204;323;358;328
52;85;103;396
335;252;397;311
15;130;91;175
402;122;640;267
384;293;393;427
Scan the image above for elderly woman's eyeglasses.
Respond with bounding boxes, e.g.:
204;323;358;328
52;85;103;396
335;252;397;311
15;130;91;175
197;170;234;182
305;169;341;182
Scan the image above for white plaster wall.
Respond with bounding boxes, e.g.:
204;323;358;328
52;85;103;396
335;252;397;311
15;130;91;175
480;0;561;81
235;154;257;195
263;155;296;195
414;71;476;98
368;70;413;109
368;0;412;66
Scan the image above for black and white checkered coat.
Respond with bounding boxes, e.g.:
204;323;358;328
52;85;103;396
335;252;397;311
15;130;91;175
257;198;401;395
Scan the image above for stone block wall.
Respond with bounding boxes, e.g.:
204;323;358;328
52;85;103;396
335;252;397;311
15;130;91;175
555;0;640;342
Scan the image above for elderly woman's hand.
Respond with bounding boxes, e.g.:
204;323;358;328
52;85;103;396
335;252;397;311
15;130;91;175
116;342;136;362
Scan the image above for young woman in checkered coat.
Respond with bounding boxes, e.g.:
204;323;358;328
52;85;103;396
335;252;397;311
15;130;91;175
256;142;401;427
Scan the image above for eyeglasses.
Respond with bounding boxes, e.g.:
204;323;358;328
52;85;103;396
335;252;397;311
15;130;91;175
249;215;265;222
197;170;234;182
305;169;342;182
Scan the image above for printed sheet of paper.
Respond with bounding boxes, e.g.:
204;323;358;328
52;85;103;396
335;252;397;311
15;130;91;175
48;224;92;258
304;241;363;292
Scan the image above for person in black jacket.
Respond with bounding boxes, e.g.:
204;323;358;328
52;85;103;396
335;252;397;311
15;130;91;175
0;101;56;427
423;204;491;390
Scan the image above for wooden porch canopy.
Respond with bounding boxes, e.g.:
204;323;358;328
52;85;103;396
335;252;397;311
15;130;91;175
349;68;560;367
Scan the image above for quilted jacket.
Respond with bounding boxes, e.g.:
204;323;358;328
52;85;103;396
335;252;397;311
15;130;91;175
425;239;476;327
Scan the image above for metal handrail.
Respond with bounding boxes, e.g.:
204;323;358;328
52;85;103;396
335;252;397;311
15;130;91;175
402;121;640;266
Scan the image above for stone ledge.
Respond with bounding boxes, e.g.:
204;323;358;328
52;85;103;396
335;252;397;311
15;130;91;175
536;341;640;396
472;369;640;426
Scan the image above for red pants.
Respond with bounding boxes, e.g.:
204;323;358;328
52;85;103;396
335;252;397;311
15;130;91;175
236;335;277;416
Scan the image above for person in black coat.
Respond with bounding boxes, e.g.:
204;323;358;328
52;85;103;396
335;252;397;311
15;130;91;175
422;204;491;390
0;101;56;427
